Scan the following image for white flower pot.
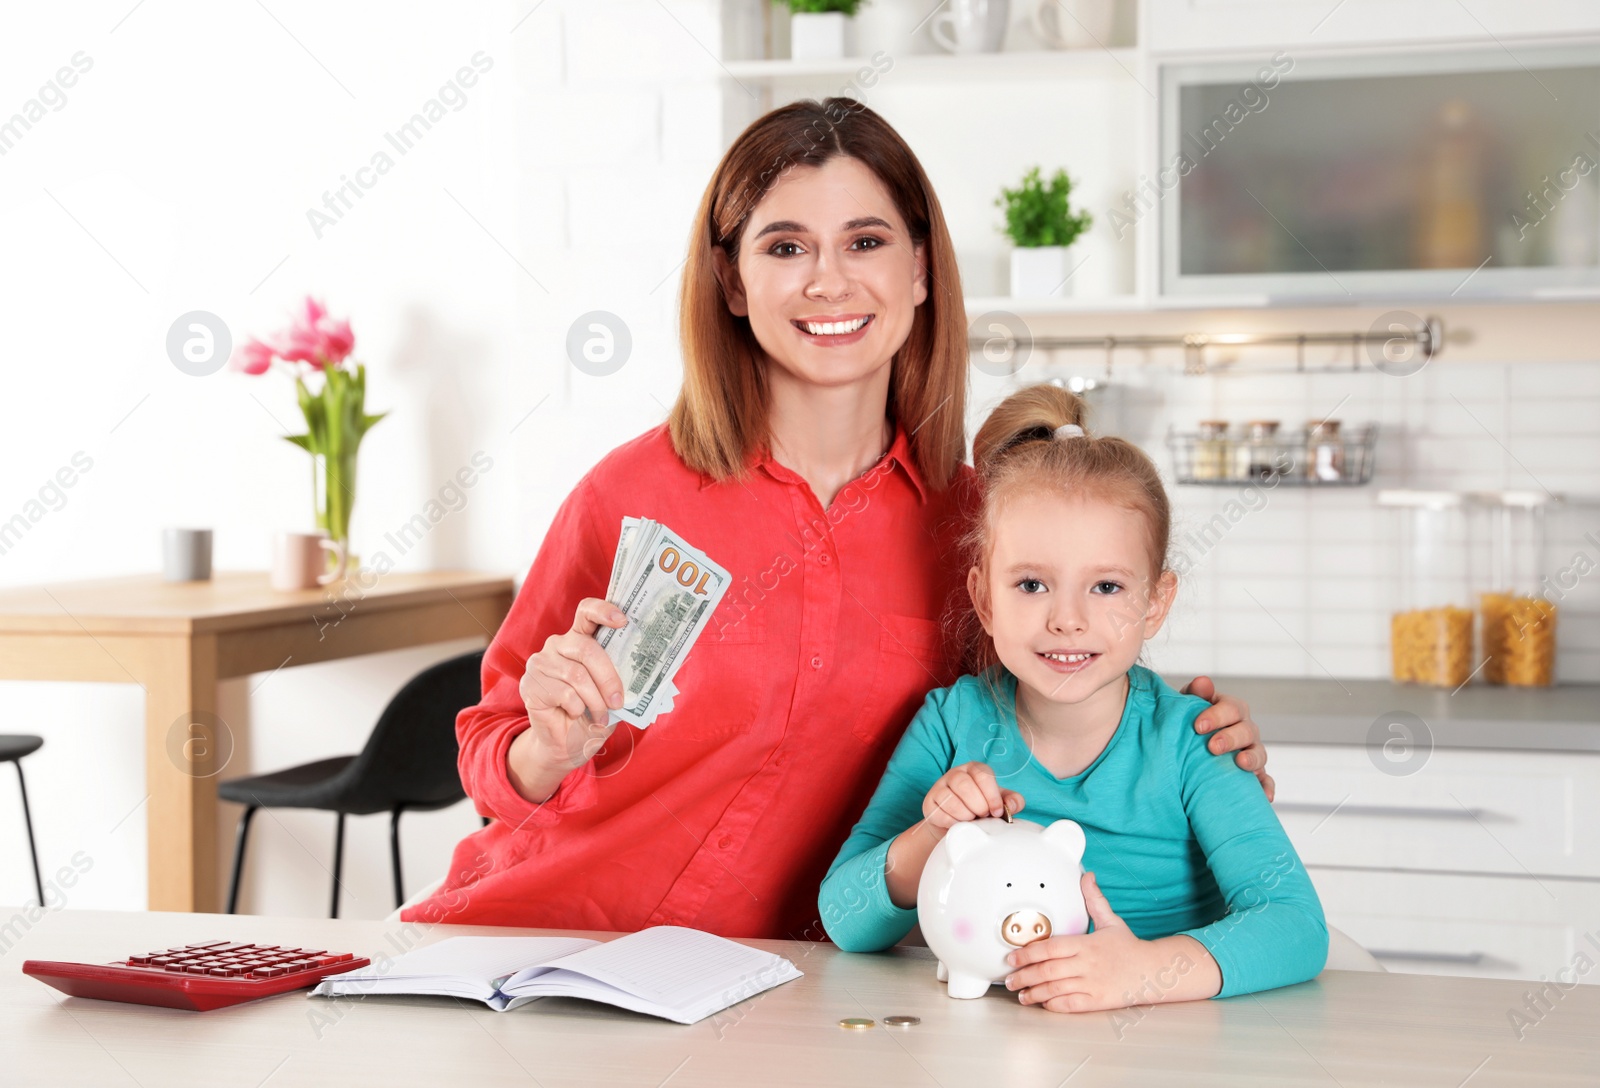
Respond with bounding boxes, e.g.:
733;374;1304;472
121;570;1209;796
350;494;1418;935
1010;245;1077;298
790;12;848;61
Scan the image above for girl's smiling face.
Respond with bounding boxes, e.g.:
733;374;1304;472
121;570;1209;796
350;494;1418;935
969;491;1177;707
713;155;927;389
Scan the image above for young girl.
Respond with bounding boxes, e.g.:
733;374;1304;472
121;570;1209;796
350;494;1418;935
819;384;1326;1012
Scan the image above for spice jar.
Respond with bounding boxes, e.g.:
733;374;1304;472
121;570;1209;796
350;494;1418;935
1307;419;1345;482
1234;420;1282;481
1194;420;1230;480
1382;490;1474;687
1478;492;1558;687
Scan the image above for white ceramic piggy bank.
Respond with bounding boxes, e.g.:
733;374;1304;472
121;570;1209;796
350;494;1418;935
917;817;1089;999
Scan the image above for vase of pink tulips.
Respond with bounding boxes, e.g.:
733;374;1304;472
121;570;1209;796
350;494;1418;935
232;296;386;581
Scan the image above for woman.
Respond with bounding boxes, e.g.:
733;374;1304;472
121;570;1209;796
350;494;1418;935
403;98;1271;940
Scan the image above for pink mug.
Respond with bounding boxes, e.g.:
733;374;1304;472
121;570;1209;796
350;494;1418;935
270;531;343;591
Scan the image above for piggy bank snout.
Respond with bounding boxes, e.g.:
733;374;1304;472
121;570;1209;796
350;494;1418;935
1000;909;1052;947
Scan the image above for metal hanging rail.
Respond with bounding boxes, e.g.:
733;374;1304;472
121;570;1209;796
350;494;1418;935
969;315;1444;375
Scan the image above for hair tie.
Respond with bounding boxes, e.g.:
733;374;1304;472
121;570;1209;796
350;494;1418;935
1053;423;1085;440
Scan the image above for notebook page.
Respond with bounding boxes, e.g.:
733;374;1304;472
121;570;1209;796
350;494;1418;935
511;926;800;1013
506;969;680;1021
319;936;597;986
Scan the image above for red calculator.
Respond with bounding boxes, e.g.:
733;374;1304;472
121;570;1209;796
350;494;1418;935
23;939;370;1011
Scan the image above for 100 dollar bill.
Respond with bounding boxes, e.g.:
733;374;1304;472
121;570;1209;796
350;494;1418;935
596;520;728;727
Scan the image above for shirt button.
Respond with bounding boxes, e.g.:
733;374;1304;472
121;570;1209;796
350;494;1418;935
717;835;734;850
819;551;831;565
810;654;822;669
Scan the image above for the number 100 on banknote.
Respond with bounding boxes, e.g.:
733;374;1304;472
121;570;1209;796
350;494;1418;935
657;547;715;596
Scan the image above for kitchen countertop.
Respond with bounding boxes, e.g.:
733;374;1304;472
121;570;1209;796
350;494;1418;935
1163;675;1600;753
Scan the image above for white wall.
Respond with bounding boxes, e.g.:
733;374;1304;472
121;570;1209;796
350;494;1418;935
2;0;1597;917
0;0;726;916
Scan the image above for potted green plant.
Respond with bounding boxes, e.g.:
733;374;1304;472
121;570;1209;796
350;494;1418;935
996;166;1094;298
782;0;866;61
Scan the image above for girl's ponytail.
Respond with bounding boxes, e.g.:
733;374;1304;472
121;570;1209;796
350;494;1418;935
971;383;1090;482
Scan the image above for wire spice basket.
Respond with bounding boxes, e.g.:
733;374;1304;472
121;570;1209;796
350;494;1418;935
1167;422;1378;487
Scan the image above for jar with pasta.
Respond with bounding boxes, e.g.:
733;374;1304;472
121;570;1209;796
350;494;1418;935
1478;492;1559;687
1381;490;1474;687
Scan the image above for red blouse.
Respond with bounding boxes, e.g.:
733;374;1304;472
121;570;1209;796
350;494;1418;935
403;421;980;940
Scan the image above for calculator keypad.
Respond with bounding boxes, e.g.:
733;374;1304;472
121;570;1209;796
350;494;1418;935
122;940;355;979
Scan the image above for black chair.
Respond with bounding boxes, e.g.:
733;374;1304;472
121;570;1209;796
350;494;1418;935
1;735;44;907
220;650;487;917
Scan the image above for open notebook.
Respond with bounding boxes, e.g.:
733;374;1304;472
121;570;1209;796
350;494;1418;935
309;926;802;1025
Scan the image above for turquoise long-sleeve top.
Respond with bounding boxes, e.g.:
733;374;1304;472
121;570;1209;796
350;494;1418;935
819;665;1327;999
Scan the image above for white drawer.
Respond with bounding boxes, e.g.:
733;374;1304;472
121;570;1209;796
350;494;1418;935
1311;868;1600;985
1269;745;1600;879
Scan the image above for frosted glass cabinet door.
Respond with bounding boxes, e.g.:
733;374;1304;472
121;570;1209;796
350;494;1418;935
1158;45;1600;301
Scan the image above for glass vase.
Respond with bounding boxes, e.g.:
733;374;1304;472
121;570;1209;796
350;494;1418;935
311;449;359;581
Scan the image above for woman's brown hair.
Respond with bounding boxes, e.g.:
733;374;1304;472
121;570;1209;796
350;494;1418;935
953;383;1174;692
668;97;968;491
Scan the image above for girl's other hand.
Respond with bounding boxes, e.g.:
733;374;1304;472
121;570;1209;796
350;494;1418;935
1003;872;1221;1012
922;762;1025;831
1182;676;1274;802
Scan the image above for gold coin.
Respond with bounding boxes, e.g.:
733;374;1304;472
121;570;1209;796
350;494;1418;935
838;1017;875;1030
883;1015;921;1028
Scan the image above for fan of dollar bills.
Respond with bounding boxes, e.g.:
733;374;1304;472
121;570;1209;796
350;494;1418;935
594;517;731;729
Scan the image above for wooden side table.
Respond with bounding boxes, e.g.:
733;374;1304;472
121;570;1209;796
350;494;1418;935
0;570;514;912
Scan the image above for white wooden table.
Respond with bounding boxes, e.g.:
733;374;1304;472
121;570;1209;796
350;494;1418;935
2;908;1594;1086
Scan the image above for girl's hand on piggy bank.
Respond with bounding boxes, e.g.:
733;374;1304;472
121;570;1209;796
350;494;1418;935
922;762;1025;832
1002;872;1222;1012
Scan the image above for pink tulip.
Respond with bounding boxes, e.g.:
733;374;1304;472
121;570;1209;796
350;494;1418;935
276;324;323;367
278;295;355;370
319;317;355;365
231;337;277;375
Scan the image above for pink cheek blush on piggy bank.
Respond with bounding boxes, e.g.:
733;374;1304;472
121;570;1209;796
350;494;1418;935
916;817;1089;999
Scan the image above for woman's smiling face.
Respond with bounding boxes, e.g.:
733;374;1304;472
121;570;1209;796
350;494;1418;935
715;155;928;389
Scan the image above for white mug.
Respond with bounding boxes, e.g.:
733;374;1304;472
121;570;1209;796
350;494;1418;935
271;531;343;591
1032;0;1115;50
931;0;1010;54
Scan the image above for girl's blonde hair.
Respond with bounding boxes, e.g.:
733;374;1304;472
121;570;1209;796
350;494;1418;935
953;383;1173;688
668;97;969;491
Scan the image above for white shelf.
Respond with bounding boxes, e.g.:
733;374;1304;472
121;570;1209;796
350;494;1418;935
963;294;1148;316
723;48;1142;84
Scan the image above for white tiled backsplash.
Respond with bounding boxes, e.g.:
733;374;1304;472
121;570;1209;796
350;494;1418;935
1012;358;1600;683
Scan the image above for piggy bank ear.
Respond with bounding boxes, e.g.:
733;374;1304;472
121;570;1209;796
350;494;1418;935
1041;819;1086;864
943;822;989;865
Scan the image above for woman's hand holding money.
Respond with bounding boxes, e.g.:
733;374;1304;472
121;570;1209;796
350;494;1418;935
507;597;628;804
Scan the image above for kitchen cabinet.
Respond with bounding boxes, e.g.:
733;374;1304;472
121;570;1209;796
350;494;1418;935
1271;743;1600;983
1157;43;1600;301
1312;868;1600;984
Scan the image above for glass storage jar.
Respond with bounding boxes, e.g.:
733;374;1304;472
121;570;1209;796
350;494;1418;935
1382;490;1475;687
1233;420;1283;481
1477;492;1558;687
1306;419;1346;482
1193;420;1230;480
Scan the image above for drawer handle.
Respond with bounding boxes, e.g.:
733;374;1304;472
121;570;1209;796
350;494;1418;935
1275;802;1489;821
1368;949;1485;966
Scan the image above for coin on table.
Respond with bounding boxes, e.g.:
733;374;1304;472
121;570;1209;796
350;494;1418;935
883;1015;921;1028
838;1017;875;1031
